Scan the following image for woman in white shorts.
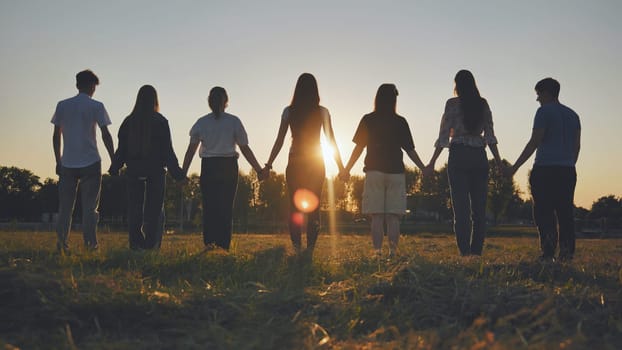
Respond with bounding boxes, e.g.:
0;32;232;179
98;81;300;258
340;84;425;256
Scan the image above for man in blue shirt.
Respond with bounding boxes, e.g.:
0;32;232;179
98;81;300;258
507;78;581;262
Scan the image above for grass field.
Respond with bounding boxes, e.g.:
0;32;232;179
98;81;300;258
1;230;621;349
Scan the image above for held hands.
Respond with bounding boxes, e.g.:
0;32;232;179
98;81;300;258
257;166;271;182
422;164;435;178
107;165;119;177
338;168;350;182
502;164;516;178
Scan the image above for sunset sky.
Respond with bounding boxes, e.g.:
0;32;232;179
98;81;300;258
1;0;620;209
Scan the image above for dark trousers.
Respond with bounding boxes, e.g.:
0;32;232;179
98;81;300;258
127;173;165;250
529;166;577;259
56;161;102;250
286;156;325;251
200;157;238;250
447;144;489;256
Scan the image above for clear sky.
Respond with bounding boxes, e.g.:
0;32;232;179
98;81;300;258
1;0;620;209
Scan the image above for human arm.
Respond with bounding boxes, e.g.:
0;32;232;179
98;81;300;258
162;121;185;181
264;113;289;170
424;147;444;177
53;126;62;175
322;109;345;173
108;121;126;176
426;101;452;176
488;143;502;166
239;144;264;180
182;139;200;175
406;149;426;170
507;128;545;176
574;128;581;163
100;125;115;162
341;143;365;181
483;101;502;167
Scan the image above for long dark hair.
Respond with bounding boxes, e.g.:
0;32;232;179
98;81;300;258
454;70;485;134
374;83;398;115
208;86;228;119
128;85;159;158
290;73;320;116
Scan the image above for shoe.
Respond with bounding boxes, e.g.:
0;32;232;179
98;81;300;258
558;255;573;263
538;255;555;263
86;244;99;252
56;243;70;256
387;249;396;259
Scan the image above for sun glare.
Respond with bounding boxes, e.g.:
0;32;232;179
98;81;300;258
321;136;338;176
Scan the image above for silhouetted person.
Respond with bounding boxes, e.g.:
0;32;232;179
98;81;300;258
109;85;185;250
182;87;264;251
264;73;345;254
506;78;581;262
425;70;502;256
51;69;114;253
340;84;425;257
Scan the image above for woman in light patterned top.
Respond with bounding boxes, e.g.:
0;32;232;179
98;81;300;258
425;70;502;256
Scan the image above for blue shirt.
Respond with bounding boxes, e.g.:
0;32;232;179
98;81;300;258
533;102;581;167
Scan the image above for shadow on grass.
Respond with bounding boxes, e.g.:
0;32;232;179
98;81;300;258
1;242;621;349
319;256;622;349
0;246;331;349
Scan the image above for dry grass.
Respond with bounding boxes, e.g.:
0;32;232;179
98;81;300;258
1;230;621;349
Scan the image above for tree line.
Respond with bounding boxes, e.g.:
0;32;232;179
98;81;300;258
1;164;619;230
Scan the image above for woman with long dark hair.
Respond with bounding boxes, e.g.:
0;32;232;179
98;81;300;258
425;70;502;256
182;87;264;251
109;85;185;250
264;73;345;254
341;84;426;257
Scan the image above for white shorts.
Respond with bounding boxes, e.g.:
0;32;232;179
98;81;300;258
362;171;406;215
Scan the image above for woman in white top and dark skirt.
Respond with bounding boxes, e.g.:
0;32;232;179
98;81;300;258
182;87;264;250
426;70;502;256
264;73;345;254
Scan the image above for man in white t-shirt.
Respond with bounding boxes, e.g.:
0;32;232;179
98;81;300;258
51;70;114;253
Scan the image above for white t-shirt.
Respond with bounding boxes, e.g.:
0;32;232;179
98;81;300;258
189;112;249;158
51;93;112;168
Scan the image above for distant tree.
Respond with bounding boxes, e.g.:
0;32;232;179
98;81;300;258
234;171;257;232
404;166;421;196
165;173;201;229
0;166;41;221
348;175;365;214
35;178;58;216
99;173;127;222
487;159;521;224
574;206;589;221
414;163;451;221
257;171;288;223
321;176;348;211
589;195;621;221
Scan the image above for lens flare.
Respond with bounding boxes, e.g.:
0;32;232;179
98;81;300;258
293;189;319;213
291;212;305;227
